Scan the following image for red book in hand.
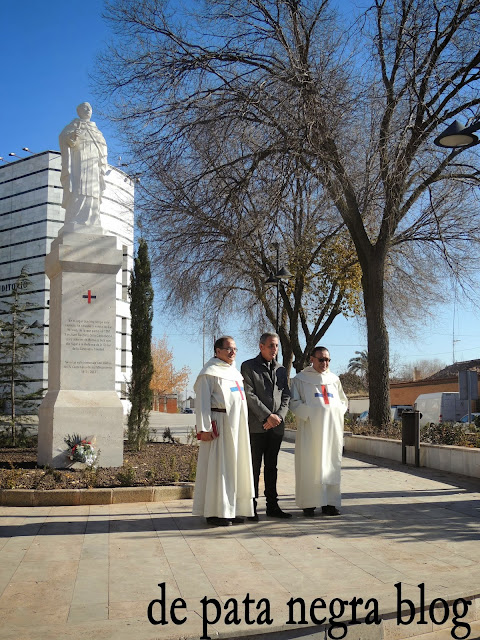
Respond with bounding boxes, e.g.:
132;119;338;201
196;420;219;440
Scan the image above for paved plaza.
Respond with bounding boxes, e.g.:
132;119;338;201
1;441;480;640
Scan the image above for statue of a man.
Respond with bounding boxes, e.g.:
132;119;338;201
59;102;107;231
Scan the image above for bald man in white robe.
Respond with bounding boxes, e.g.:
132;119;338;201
193;336;254;526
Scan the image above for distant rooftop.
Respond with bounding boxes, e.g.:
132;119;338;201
424;359;480;380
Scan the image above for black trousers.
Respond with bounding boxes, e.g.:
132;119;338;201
249;429;284;510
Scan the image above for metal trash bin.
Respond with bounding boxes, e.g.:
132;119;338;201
402;411;416;446
401;410;420;466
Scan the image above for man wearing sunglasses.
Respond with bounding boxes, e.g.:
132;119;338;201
241;333;291;520
290;346;348;517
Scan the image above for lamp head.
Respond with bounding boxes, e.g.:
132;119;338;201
434;120;479;148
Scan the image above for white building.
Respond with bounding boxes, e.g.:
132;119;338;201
0;151;134;412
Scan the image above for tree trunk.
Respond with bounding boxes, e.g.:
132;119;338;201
11;319;16;447
362;252;391;427
280;335;294;379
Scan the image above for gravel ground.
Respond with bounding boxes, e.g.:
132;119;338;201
0;442;198;490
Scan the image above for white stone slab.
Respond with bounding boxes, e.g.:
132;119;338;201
38;233;124;468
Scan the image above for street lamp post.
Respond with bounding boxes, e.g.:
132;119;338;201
265;242;292;333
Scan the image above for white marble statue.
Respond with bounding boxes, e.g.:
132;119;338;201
59;102;107;231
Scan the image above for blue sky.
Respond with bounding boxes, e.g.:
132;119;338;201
2;0;480;392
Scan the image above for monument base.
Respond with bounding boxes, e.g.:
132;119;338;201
37;232;124;469
38;390;124;468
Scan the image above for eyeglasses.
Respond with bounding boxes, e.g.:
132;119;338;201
218;347;238;353
313;357;330;363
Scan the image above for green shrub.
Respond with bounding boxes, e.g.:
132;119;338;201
285;410;297;429
162;427;179;444
350;421;402;439
116;464;136;486
1;462;23;489
186;427;199;445
420;422;478;447
188;453;197;482
82;466;99;488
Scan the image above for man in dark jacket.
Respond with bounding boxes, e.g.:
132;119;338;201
241;332;291;520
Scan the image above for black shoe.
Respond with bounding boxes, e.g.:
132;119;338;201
266;506;292;519
206;517;232;526
230;517;245;524
322;505;340;516
247;498;259;521
303;508;316;517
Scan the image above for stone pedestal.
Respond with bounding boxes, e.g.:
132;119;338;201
38;233;124;468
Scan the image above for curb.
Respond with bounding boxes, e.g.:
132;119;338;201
0;483;195;507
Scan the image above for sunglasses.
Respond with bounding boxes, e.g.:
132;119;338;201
313;357;330;363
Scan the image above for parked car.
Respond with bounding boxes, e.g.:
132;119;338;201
355;406;412;424
391;405;413;421
182;408;193;414
415;392;469;427
356;410;369;424
459;413;480;424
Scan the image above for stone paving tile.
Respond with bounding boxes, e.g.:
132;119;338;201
109;580;175;604
80;533;109;560
8;559;78;584
0;559;24;594
167;560;218;599
0;577;74;610
22;538;84;563
71;558;109;605
201;566;290;600
68;601;109;624
0;604;71;632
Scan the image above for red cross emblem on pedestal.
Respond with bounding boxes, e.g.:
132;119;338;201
82;290;97;303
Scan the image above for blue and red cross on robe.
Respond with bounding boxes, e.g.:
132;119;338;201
82;290;97;304
315;385;334;404
230;380;245;399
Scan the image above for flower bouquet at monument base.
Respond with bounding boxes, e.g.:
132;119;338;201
64;434;99;467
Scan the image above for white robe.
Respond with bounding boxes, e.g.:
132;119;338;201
192;357;254;519
291;367;348;509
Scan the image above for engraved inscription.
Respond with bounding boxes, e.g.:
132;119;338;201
64;360;112;375
63;319;114;376
65;319;113;352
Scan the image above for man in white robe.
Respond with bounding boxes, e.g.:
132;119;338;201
192;336;254;526
291;346;348;517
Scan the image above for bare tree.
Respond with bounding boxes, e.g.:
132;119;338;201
97;0;480;424
392;358;447;382
140;151;363;374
